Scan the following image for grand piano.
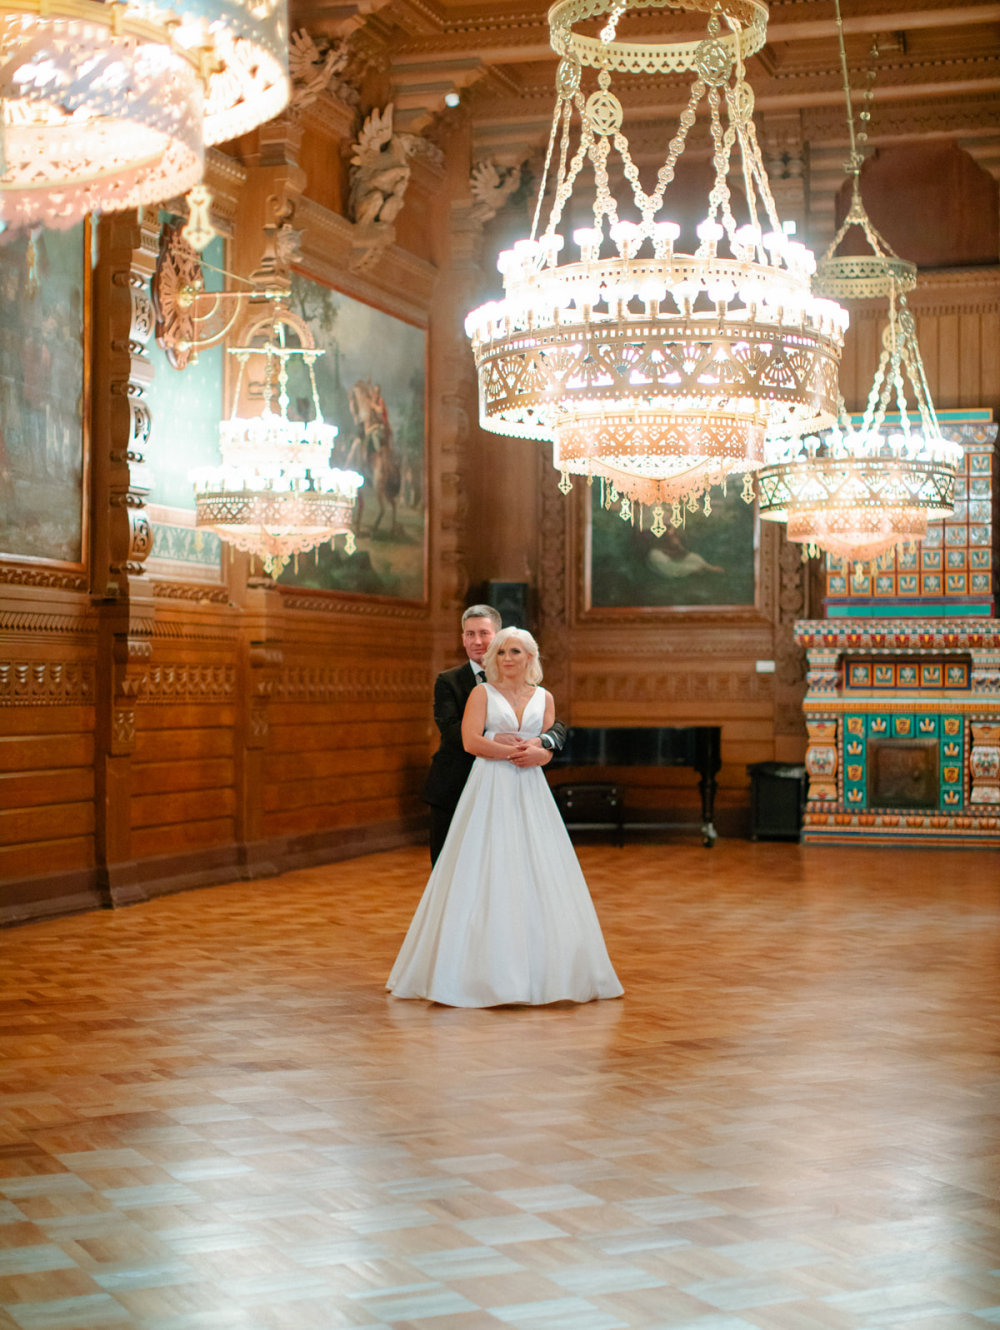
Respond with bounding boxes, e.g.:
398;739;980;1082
549;725;722;847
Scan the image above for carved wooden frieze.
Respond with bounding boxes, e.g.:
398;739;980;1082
0;567;88;592
277;665;426;701
141;664;237;703
112;663;237;705
0;661;95;706
573;670;773;705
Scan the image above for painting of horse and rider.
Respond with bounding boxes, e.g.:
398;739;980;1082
278;273;426;602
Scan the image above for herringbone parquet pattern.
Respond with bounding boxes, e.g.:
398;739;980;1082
1;840;999;1329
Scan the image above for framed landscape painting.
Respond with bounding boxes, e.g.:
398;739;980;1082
277;272;427;602
0;222;90;568
587;482;757;610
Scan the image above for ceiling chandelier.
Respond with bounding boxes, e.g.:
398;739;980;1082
190;310;362;577
755;1;959;565
0;0;289;231
464;0;848;530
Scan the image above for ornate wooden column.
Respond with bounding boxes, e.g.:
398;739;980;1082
426;119;479;673
91;212;156;905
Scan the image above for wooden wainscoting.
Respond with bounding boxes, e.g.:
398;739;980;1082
0;584;101;922
1;581;437;926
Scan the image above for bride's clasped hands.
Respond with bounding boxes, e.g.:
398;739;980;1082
462;634;554;770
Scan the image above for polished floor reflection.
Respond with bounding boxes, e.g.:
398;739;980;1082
1;839;999;1330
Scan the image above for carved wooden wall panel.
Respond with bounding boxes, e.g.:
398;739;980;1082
257;598;432;862
128;627;241;864
838;269;1000;415
0;580;101;917
0;694;97;884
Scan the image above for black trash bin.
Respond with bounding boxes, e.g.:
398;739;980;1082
747;762;807;841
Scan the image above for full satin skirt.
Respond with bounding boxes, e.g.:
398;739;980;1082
388;758;623;1007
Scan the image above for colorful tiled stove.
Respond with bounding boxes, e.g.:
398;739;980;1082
796;413;1000;847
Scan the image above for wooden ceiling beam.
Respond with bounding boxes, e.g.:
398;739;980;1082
766;3;1000;43
388;4;1000;64
467;79;1000;141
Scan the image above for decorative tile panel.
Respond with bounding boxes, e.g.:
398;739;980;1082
970;723;1000;804
805;719;839;803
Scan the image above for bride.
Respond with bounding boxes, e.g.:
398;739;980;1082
387;627;623;1007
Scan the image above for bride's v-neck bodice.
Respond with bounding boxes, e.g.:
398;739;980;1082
484;683;544;737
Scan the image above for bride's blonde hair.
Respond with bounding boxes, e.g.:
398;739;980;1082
482;627;543;686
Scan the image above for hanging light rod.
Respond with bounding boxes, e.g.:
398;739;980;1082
756;0;959;566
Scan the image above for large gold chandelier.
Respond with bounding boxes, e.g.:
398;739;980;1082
190;311;361;577
0;0;289;231
756;1;958;564
465;0;848;522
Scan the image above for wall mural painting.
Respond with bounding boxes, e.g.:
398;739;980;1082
589;482;757;609
146;234;225;512
277;272;427;602
0;222;88;566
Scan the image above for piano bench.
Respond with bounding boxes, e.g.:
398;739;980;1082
553;782;625;847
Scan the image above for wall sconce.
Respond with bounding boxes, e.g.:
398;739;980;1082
152;214;288;371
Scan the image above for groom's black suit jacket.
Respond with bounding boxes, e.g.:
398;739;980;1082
421;660;567;811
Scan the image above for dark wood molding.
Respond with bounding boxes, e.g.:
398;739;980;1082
1;816;429;927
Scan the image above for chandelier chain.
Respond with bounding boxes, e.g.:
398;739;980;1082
705;86;739;245
545;89;590;237
531;96;566;242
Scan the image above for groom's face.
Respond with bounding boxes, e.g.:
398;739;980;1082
462;617;495;665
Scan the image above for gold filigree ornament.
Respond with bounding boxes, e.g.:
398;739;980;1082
755;0;958;568
464;0;848;532
0;0;289;232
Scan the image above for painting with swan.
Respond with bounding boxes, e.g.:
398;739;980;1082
587;483;757;609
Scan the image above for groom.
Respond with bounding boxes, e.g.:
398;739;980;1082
422;603;567;865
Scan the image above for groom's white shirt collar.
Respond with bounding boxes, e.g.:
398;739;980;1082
467;658;487;680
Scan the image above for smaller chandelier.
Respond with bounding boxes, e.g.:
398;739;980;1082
756;0;958;566
465;0;849;528
757;290;960;561
191;312;361;578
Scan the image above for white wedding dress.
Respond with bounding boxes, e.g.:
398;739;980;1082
388;683;623;1007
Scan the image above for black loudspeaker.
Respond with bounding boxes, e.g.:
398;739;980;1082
488;581;530;631
746;762;807;841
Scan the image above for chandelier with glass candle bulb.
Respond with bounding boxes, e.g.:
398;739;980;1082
0;0;289;232
755;0;958;564
464;0;849;527
190;310;362;577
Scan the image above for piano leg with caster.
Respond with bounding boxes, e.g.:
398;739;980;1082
698;771;718;848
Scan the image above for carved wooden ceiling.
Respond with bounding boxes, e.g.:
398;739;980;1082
289;0;1000;249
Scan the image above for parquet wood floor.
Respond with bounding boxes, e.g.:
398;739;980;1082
1;840;999;1330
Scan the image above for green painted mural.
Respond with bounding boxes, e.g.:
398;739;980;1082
145;235;225;513
0;224;87;566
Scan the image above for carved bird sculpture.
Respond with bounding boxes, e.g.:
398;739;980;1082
470;160;522;222
349;104;413;226
288;29;347;110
